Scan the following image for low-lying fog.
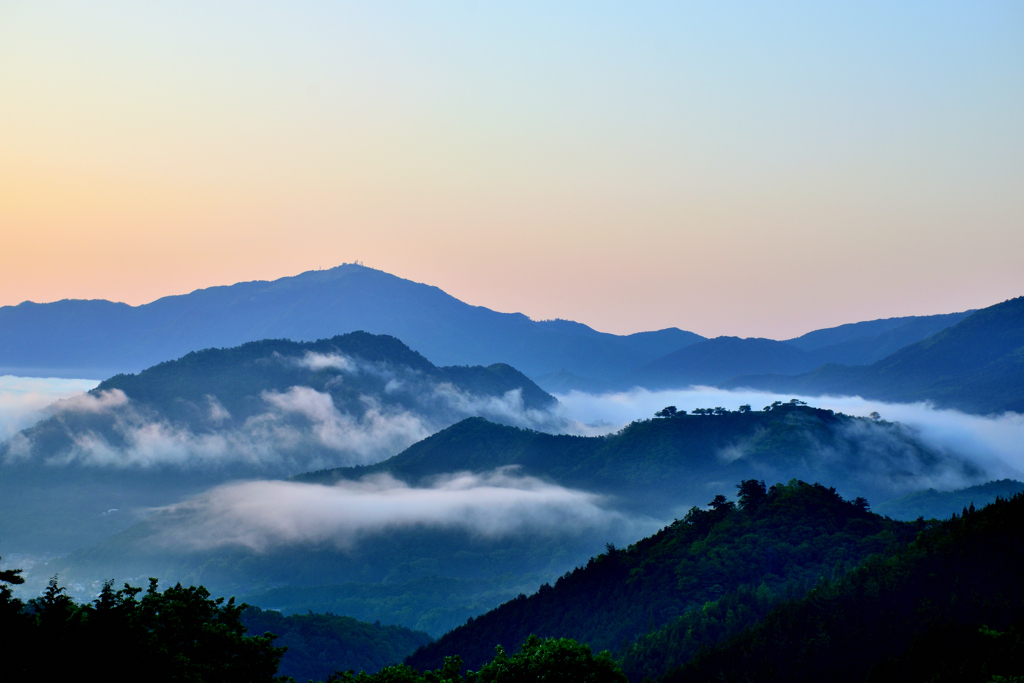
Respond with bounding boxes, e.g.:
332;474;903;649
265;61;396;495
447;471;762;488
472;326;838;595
2;377;1022;561
0;375;99;442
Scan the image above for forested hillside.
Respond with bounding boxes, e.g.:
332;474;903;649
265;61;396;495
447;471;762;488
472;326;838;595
241;607;432;681
0;573;285;683
300;402;985;515
666;490;1024;683
407;480;922;673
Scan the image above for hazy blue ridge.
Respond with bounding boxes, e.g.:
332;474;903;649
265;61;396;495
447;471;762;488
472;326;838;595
873;479;1024;521
623;312;972;391
727;295;1024;414
0;264;705;381
242;575;545;637
629;337;818;388
0;263;970;393
785;311;973;354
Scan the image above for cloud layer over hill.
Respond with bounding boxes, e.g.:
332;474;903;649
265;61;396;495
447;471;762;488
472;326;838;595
555;387;1024;481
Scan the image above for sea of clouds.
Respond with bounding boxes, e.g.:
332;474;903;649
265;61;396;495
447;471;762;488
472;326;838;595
0;352;564;471
2;376;1023;554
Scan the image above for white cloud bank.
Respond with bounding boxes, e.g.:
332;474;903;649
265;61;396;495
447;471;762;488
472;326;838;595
0;376;99;441
7;370;1023;488
153;469;647;552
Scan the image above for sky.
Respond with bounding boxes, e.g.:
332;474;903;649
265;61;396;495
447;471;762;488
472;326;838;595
1;1;1022;338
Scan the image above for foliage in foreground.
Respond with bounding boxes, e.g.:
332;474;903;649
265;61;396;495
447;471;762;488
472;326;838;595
665;491;1024;683
241;606;432;682
0;573;286;683
329;635;626;683
409;478;920;673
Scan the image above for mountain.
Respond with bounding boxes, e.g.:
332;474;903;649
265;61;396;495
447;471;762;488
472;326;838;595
729;296;1024;414
0;332;557;553
297;402;986;516
666;490;1024;683
873;479;1024;520
625;311;974;390
240;607;432;681
242;576;544;638
406;480;922;673
0;263;973;394
630;337;817;388
0;264;704;381
38;401;985;635
785;310;974;364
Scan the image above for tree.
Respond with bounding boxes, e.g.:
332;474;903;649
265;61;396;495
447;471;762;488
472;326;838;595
655;406;677;418
6;576;288;683
738;404;752;414
736;480;767;510
708;494;735;512
474;635;627;683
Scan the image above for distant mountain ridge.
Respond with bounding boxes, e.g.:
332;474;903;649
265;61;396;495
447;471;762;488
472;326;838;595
0;265;705;380
729;296;1024;414
0;264;973;395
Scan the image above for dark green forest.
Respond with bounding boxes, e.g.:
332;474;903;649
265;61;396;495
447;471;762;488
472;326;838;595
407;479;923;673
666;490;1024;683
240;607;432;681
0;560;621;683
300;402;981;515
0;573;285;682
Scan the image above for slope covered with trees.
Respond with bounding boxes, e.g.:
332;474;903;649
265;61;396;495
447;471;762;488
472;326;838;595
300;402;984;515
406;480;922;672
240;607;432;681
0;569;286;683
666;490;1024;683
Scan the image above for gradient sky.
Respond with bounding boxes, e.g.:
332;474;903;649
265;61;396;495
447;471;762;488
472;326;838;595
1;1;1022;338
